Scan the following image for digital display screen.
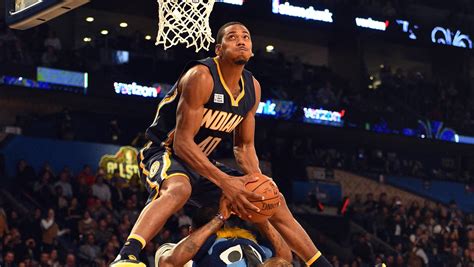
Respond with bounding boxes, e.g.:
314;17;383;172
256;99;297;119
37;67;88;88
13;0;42;13
271;0;333;23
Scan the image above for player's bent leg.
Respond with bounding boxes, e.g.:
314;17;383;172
269;193;332;266
111;175;192;267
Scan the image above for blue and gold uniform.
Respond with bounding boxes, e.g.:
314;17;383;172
140;57;256;206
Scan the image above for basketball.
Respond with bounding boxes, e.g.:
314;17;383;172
244;173;281;223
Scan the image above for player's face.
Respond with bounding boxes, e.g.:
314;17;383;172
217;24;253;65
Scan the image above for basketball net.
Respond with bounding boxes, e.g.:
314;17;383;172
156;0;216;53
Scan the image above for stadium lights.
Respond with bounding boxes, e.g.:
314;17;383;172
83;37;92;42
265;45;274;53
145;35;152;40
85;17;94;22
119;22;128;28
100;30;109;35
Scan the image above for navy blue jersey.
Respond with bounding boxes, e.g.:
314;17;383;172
145;57;256;157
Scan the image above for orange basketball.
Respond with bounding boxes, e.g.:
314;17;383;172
244;174;281;223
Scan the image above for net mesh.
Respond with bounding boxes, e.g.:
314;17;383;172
156;0;216;53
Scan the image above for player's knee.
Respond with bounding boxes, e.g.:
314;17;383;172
161;176;192;202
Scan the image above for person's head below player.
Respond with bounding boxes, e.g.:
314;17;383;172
215;21;253;66
190;207;293;267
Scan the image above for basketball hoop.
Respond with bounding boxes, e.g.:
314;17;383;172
156;0;216;53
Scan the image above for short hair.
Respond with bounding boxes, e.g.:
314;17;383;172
260;257;293;267
216;21;246;45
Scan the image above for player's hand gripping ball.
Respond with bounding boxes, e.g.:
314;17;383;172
243;173;281;223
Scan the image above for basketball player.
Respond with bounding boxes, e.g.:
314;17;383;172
155;196;292;266
111;22;332;267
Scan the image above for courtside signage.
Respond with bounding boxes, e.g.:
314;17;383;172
303;108;345;126
114;82;161;98
355;17;388;31
272;0;333;23
216;0;244;5
99;146;139;180
431;26;472;49
257;100;277;116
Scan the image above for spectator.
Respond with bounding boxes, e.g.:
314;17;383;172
48;249;60;267
43;30;62;51
39;251;49;267
0;207;8;238
16;160;36;189
40;208;59;251
92;175;111;202
119;199;139;224
22;208;42;243
176;209;192;228
64;253;76;267
41;46;58;67
142;242;157;267
316;81;339;108
103;241;119;265
33;171;54;206
352;233;374;264
54;170;73;199
94;219;113;246
77;210;97;236
78;234;101;265
3;251;16;267
77;165;95;186
22;238;39;263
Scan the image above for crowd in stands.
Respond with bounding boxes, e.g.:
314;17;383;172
268;137;472;185
0;158;319;267
348;192;474;266
0;161;194;266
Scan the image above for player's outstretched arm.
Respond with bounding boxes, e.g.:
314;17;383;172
173;66;263;218
158;216;224;267
158;197;231;267
255;219;293;263
233;77;262;175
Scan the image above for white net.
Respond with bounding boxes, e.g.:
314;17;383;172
156;0;216;53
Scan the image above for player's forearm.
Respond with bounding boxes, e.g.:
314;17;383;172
255;221;292;262
160;216;224;266
234;145;261;174
174;139;230;187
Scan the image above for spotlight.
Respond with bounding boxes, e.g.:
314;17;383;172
100;30;109;35
85;17;94;22
83;37;92;42
145;35;152;40
119;22;128;28
265;45;274;53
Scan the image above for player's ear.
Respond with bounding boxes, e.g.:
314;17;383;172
215;43;222;56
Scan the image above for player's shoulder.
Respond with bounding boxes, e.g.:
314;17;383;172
180;64;214;89
185;64;213;80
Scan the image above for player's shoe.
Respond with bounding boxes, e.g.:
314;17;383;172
110;255;146;267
